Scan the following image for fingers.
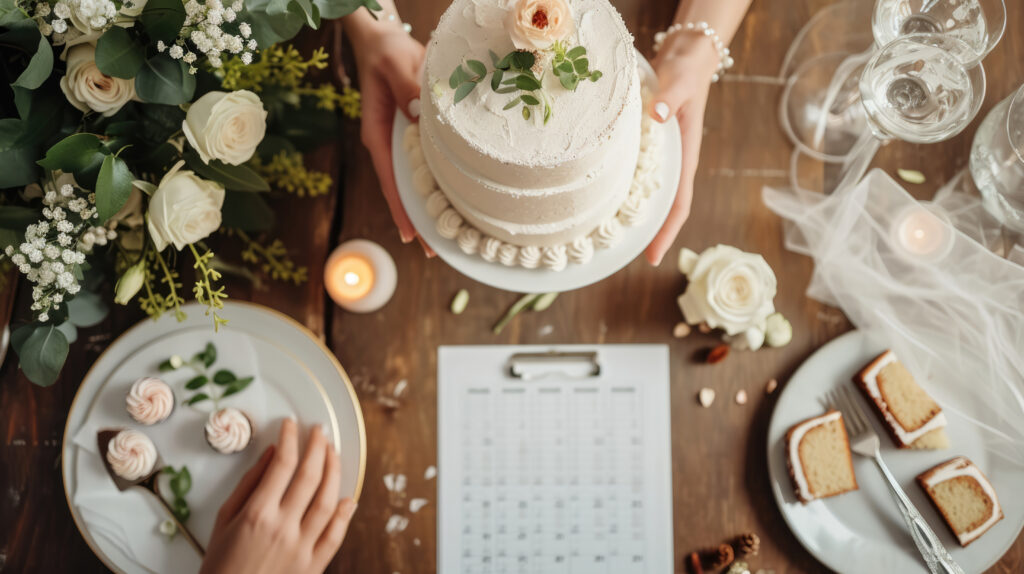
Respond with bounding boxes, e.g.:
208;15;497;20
215;445;275;528
645;105;704;265
280;425;328;517
312;498;358;569
362;122;419;244
301;441;342;536
417;236;436;258
246;418;300;509
649;66;690;123
390;45;425;122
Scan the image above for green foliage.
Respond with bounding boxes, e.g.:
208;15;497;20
0;205;39;229
167;342;254;408
96;154;135;223
95;27;146;79
221;191;275;231
135;56;196;105
161;466;192;523
0;21;54;90
139;0;186;45
313;0;380;19
233;228;307;284
183;148;268;192
551;42;602;91
0;119;39;188
66;290;110;327
11;323;69;386
37;133;107;189
249;150;330;197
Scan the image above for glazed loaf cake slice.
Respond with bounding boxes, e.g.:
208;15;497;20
917;456;1003;547
853;350;949;449
786;410;858;504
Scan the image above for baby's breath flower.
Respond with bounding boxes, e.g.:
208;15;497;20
238;22;250;38
169;45;184;59
157;40;167;52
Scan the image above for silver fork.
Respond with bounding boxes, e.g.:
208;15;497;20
827;385;963;574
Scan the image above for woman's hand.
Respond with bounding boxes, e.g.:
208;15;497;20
346;12;432;254
645;36;720;266
200;419;357;574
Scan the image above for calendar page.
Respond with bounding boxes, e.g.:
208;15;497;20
438;345;674;574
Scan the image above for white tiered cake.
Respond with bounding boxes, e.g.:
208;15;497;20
404;0;660;271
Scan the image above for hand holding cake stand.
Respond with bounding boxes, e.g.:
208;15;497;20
392;38;681;293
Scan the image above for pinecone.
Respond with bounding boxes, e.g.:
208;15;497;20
685;551;704;574
706;543;734;569
734;532;760;557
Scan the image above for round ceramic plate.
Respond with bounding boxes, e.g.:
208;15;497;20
767;330;1024;573
62;301;366;574
392;54;683;293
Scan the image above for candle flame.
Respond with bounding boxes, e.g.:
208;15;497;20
344;272;360;286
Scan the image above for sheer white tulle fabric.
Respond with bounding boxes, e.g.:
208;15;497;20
763;169;1024;466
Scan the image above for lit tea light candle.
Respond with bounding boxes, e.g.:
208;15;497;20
892;204;953;261
324;239;397;313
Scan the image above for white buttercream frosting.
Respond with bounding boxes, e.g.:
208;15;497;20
480;237;502;262
205;408;253;454
788;410;842;502
542;245;568;271
412;164;437;197
618;191;647;226
436;209;464;239
107;429;158;481
402;123;420;153
457;227;481;254
498;243;520;266
592;217;623;249
861;350;947;445
126;377;174;425
425;191;451;218
567;236;594;264
518;245;541;268
923;457;1002;545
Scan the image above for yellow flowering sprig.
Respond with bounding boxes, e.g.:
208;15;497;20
249;151;332;197
188;244;229;330
139;249;187;322
233;229;308;285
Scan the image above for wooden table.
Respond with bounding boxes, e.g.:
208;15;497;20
2;0;1023;572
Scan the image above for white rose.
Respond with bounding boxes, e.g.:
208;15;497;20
146;161;225;251
119;0;147;17
182;90;267;166
677;245;777;336
60;43;135;116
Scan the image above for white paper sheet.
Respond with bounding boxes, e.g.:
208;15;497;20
438;345;674;574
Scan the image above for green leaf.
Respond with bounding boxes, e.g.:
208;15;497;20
0;119;39;188
0;22;54;90
183;148;268;191
466;59;486;78
212;369;236;384
573;58;589;74
95;154;134;223
66;290;109;327
448;65;468;89
184;393;210;405
221;376;254;397
522;106;531;121
511;51;535;71
55;321;78;344
453;81;477;104
514;75;542;91
0;0;27;25
543;103;552;125
221;191;274;231
185;375;209;389
95;27;146;79
245;0;305;46
502;97;521;111
11;324;69;387
490;69;503;91
488;49;499;68
313;0;379;19
521;94;540;106
37;133;105;177
12;83;65;148
0;206;40;229
170;466;191;497
589;71;602;82
172;497;190;521
566;46;586;60
135;56;196;105
555;62;573;75
494;87;518;94
140;0;186;43
559;73;579;91
159;359;177;371
203;342;217;367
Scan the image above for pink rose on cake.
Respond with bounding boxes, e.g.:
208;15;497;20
507;0;574;51
677;245;788;351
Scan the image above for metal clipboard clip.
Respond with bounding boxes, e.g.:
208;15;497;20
506;351;601;381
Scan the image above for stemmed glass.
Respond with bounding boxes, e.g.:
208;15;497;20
971;83;1024;233
780;0;1005;172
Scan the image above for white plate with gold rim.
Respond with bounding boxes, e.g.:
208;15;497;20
61;301;366;574
767;330;1024;574
392;53;682;293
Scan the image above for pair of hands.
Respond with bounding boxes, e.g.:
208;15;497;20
353;25;718;266
200;419;356;574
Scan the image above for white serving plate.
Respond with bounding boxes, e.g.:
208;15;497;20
392;53;683;293
62;301;366;574
767;330;1024;573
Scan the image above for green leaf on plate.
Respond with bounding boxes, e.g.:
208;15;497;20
185;375;208;389
202;342;217;367
212;369;236;384
221;376;254;398
170;466;191;497
184;393;209;405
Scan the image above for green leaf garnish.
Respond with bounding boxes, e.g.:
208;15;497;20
213;369;236;384
185;393;209;405
491;69;504;91
503;96;522;110
466;59;487;78
521;94;540;106
185;375;208;390
454;82;477;103
566;46;586;59
522;106;531;120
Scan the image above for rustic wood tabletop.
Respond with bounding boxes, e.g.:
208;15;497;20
1;0;1022;572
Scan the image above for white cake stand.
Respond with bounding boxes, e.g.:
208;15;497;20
391;56;682;293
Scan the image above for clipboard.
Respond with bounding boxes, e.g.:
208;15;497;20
437;345;674;573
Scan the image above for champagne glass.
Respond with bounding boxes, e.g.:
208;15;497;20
780;0;1004;165
971;83;1024;233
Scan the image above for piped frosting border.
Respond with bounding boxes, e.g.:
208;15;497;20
402;111;663;271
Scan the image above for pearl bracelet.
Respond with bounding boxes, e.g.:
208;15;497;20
653;21;735;83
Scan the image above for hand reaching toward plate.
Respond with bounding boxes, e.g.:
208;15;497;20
200;419;356;574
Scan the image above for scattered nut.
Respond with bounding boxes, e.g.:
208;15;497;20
698;322;712;334
686;551;704;574
765;378;778;394
706;344;730;364
735;389;748;405
698;387;716;407
897;168;926;184
673;322;692;338
450;289;469;314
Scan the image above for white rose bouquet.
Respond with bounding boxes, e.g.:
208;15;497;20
677;245;793;351
0;0;376;385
